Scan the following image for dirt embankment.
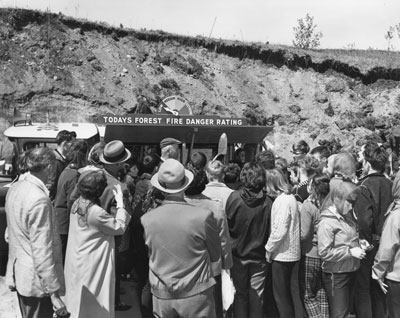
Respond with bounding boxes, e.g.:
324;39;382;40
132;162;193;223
1;8;400;158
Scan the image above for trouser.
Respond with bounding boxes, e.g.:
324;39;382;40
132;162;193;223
272;260;297;318
60;234;68;265
300;256;329;318
231;257;268;318
387;279;400;318
153;287;216;318
322;271;354;318
291;259;305;318
17;293;53;318
354;246;386;318
214;274;223;318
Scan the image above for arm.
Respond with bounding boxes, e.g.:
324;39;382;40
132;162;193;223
353;185;374;242
95;207;131;236
372;213;400;280
205;212;221;263
28;198;61;294
265;195;294;255
214;199;232;269
317;220;353;262
300;202;316;243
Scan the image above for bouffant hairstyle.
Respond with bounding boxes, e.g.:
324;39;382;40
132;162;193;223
297;155;321;176
65;140;88;169
206;160;225;181
256;150;276;170
185;165;208;196
87;141;106;167
332;151;356;180
139;154;160;175
320;180;357;216
24;147;55;173
240;162;266;192
292;140;310;156
224;162;241;183
265;168;291;197
187;152;208;170
77;170;108;202
309;172;330;207
363;141;388;173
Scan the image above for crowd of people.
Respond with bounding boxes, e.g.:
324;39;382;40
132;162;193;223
3;130;400;318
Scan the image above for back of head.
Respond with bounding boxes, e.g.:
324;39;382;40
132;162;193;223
185;165;208;195
297;155;321;177
265;168;290;197
87;141;106;167
24;147;55;173
363;141;388;173
310;145;331;161
139;154;160;175
187;152;207;170
56;130;74;146
206;160;225;181
240;162;266;192
77;170;107;202
224;162;241;184
292;140;310;156
310;172;330;206
332;151;356;180
66;140;88;169
321;180;357;215
256;150;275;169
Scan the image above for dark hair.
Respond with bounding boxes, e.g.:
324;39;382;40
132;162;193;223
87;141;106;167
139;154;160;175
187;152;207;170
309;172;330;207
56;130;74;145
363;141;388;173
66;140;88;169
234;148;246;162
240;162;266;192
256;150;275;169
24;147;55;173
77;170;108;202
224;162;241;183
292;140;310;155
310;145;331;160
185;165;208;195
297;155;321;177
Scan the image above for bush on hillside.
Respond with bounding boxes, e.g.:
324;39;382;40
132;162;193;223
292;13;323;49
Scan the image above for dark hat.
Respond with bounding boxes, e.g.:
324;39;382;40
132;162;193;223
99;140;131;165
151;159;193;193
160;137;182;149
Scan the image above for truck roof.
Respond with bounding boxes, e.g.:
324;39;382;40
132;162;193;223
4;122;99;140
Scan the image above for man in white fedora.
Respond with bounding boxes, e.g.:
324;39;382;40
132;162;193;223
141;158;221;318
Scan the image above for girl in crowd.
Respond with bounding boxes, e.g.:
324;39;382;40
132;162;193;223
300;172;330;318
226;162;272;318
265;168;301;318
372;173;400;318
64;170;131;318
317;180;365;318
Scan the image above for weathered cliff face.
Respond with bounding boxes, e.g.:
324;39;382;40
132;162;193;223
1;8;400;159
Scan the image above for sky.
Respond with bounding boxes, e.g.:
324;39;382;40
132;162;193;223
1;0;400;50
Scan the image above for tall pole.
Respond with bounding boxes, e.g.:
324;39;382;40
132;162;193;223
209;17;217;38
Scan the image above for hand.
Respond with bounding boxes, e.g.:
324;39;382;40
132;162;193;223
50;292;68;317
349;247;366;259
112;184;124;208
375;278;388;294
265;251;272;263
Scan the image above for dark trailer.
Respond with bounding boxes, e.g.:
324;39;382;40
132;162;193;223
100;114;272;162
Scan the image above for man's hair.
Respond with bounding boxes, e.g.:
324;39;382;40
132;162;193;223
310;145;331;160
256;150;275;169
56;130;74;146
24;147;56;173
161;144;179;160
77;170;108;202
292;140;310;155
187;152;207;170
224;162;241;183
240;162;266;192
333;152;356;179
139;154;160;175
363;141;388;173
297;155;321;177
206;160;225;181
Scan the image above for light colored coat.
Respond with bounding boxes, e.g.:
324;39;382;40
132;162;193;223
5;172;65;297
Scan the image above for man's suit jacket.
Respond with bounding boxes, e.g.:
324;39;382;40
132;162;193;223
6;173;65;297
141;198;220;299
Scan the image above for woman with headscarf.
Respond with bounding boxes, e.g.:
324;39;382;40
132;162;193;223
372;173;400;318
64;170;131;318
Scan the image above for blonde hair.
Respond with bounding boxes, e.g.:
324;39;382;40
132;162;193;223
265;168;291;198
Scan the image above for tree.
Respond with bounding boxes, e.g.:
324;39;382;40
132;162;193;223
292;13;323;49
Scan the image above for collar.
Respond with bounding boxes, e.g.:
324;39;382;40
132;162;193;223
327;205;344;220
206;181;228;188
297;179;309;187
25;172;50;196
358;172;386;182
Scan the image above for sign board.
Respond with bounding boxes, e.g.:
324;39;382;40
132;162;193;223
157;95;193;115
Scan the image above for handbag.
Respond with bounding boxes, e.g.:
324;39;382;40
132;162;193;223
221;269;235;311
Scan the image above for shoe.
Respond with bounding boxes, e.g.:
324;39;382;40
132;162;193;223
115;303;131;311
